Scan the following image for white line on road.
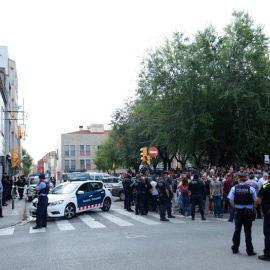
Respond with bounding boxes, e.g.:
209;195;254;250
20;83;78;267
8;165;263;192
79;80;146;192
0;227;14;236
78;213;106;228
97;212;134;227
113;209;160;225
29;227;46;233
55;219;75;230
147;212;187;224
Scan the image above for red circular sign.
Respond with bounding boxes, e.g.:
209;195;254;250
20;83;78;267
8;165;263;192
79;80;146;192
148;147;159;158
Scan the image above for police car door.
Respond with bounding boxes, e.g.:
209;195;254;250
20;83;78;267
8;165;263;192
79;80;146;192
88;182;105;209
76;182;92;213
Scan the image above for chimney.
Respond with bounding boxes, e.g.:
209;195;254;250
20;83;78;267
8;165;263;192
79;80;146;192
79;126;83;130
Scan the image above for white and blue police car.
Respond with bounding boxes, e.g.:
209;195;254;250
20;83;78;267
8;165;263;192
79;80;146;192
29;181;112;219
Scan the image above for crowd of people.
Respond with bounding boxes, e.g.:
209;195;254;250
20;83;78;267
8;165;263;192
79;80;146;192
122;164;270;261
122;165;268;220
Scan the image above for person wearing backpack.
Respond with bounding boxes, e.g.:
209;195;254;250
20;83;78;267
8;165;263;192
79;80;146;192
180;177;191;217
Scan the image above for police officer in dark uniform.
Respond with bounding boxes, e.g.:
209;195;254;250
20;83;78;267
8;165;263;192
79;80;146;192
33;173;50;229
157;172;170;221
166;173;175;218
144;177;152;214
228;172;257;256
134;173;147;215
123;170;135;212
16;175;26;199
254;176;270;261
188;173;206;220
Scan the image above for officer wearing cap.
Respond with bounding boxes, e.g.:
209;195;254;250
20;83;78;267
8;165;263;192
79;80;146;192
123;170;135;212
33;173;50;229
157;172;170;221
188;173;206;220
134;173;147;215
228;172;257;256
254;175;270;261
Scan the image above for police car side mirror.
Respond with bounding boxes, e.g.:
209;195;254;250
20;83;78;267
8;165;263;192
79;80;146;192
77;191;84;195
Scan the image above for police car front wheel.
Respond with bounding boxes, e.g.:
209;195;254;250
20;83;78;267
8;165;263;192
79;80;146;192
101;198;111;212
64;203;76;219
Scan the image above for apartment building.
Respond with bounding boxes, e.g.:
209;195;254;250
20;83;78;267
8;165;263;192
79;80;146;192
56;124;109;178
0;46;20;177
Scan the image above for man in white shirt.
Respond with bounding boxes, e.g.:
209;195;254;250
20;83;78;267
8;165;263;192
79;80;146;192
150;177;158;212
258;173;268;189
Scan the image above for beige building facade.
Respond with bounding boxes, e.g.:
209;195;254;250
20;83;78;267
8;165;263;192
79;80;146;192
56;124;108;178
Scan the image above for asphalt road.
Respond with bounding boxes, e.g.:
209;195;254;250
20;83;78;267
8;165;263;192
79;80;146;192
0;199;269;270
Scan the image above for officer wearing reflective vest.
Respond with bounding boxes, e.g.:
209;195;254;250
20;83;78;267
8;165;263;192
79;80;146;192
33;173;50;229
157;172;170;221
228;172;257;256
254;176;270;261
134;173;147;215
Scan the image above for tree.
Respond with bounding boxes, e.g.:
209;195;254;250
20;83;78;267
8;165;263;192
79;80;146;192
21;148;33;176
108;11;270;169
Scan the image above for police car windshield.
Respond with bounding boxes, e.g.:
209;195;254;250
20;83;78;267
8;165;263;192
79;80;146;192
51;183;80;194
66;173;90;181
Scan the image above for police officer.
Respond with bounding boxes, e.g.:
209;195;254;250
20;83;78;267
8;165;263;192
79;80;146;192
16;175;26;199
157;172;170;221
228;172;257;256
134;173;146;215
144;177;152;214
254;175;270;261
188;173;206;220
123;170;135;212
33;173;50;229
166;173;175;218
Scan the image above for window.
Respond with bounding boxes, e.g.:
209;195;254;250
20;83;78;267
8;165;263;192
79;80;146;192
70;145;75;156
86;145;90;156
89;182;102;191
64;145;69;156
80;159;85;169
80;145;84;156
86;159;91;170
77;183;90;193
71;160;75;170
64;160;69;171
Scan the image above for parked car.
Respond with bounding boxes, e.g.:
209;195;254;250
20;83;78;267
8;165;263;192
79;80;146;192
26;176;54;201
29;180;112;219
111;181;125;201
102;176;122;189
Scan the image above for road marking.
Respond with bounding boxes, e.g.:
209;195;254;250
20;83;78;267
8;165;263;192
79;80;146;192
56;219;75;230
125;234;146;239
113;209;160;225
215;218;227;222
29;227;46;233
147;212;186;223
0;227;14;236
97;212;134;227
78;213;106;228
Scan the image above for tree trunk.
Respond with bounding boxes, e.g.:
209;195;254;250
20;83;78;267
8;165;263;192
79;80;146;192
207;141;220;166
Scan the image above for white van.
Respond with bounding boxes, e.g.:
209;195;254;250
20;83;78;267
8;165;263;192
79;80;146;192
87;172;110;181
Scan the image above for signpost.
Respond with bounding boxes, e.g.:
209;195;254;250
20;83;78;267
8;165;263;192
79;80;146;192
148;147;159;158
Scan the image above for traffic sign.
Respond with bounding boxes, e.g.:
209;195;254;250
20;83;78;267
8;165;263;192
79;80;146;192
148;147;159;158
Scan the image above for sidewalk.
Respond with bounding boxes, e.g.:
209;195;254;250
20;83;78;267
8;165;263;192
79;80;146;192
0;197;27;229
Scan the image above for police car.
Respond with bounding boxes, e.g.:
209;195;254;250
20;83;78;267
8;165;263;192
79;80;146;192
29;180;112;219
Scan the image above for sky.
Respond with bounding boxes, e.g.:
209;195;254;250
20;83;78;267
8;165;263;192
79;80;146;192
1;0;270;163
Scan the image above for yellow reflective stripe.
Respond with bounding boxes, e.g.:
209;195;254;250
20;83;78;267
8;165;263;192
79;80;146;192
262;182;270;189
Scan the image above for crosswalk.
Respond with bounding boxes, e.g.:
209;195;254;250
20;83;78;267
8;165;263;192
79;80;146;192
0;209;230;237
